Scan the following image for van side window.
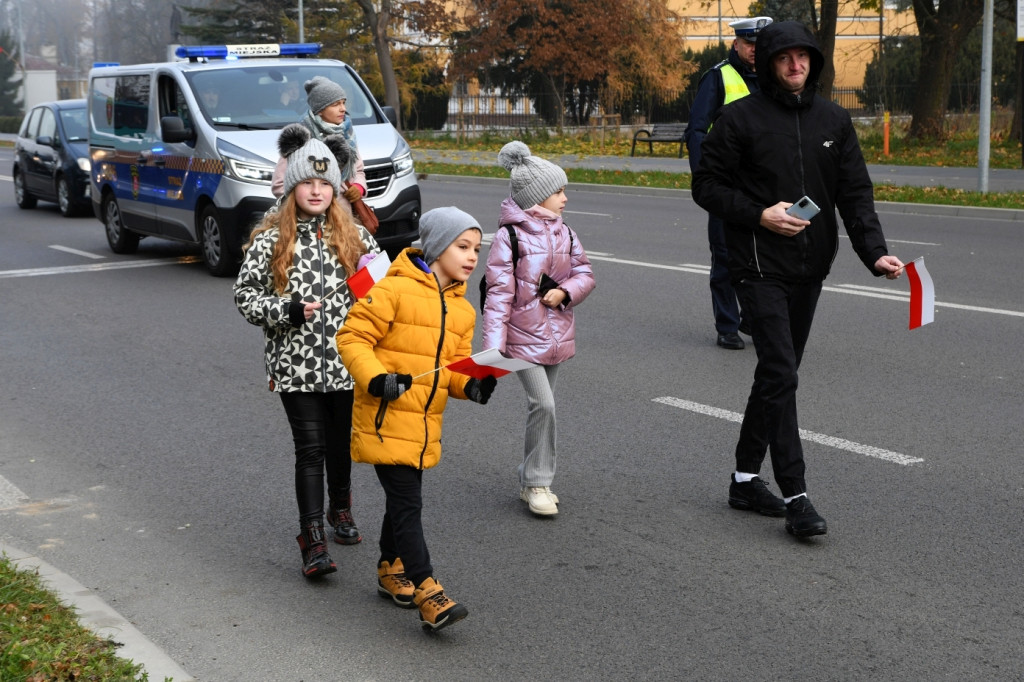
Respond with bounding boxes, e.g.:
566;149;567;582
90;74;150;139
158;75;194;133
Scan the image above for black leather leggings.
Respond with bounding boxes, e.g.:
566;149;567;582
278;390;354;524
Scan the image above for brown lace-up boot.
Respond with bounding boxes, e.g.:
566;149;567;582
413;577;468;631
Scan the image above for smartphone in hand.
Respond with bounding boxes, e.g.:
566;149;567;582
785;196;820;220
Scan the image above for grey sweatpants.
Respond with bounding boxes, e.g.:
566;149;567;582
517;363;561;487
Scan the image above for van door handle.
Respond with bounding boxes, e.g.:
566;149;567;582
136;155;148;164
152;158;166;167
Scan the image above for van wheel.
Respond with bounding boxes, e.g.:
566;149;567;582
57;175;79;217
103;194;140;254
198;205;237;277
14;168;37;209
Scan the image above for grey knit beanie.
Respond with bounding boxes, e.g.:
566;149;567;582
497;141;568;209
419;206;482;264
278;124;343;198
305;76;347;115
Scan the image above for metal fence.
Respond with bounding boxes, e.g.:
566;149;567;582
404;86;994;134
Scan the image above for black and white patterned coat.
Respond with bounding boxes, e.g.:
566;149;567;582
234;215;380;393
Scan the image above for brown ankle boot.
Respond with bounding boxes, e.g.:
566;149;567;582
414;577;468;631
296;521;337;578
377;558;416;608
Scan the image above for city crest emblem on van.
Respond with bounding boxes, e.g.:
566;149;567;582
312;156;329;174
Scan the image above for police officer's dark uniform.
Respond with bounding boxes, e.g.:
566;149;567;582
684;16;772;350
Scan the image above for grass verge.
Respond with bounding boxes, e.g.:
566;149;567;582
415;161;1024;210
0;554;153;681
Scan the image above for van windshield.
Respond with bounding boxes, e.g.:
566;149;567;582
186;64;380;129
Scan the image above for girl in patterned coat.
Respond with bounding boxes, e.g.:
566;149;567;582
234;124;379;578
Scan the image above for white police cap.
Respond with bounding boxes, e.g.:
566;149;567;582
729;16;773;41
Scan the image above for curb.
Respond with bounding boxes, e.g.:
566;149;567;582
418;173;1024;222
1;543;196;682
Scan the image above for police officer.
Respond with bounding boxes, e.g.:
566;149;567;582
684;16;772;350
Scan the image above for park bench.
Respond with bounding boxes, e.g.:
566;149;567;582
630;123;688;158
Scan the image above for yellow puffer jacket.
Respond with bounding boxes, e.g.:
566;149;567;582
337;248;475;470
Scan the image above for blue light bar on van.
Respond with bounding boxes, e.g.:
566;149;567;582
92;62;120;68
175;43;321;60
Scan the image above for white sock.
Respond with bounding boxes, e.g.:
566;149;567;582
784;493;807;504
733;472;757;483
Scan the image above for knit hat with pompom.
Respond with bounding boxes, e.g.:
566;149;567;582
497;141;568;209
278;123;349;198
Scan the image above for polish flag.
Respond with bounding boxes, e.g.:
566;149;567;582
347;251;391;299
446;348;535;379
905;257;935;329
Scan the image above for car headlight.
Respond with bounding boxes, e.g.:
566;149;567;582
225;158;274;183
77;157;91;172
393;152;413;177
217;138;274;185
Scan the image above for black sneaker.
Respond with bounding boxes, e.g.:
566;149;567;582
728;475;786;516
785;496;828;537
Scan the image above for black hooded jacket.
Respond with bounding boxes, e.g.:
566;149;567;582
691;21;889;284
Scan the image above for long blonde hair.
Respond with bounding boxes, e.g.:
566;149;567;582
243;195;367;295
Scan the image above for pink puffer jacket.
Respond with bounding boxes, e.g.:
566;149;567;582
481;197;595;365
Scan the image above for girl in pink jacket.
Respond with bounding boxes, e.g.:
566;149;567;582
481;141;596;517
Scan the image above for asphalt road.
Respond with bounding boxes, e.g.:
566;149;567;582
1;149;1023;681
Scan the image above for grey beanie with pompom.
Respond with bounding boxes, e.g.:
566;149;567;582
278;123;342;199
497;141;568;209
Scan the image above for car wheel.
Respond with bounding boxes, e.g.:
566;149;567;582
13;167;37;209
103;194;140;254
57;175;78;217
198;205;238;277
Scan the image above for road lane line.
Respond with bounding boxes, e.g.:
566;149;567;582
49;245;105;260
587;254;1024;318
0;256;202;279
0;474;28;510
653;396;924;466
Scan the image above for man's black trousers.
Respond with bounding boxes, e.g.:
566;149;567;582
733;278;822;498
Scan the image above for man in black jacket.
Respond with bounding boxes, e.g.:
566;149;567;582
692;21;904;538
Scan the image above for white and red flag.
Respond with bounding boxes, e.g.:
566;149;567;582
904;257;935;329
346;251;391;299
445;348;535;379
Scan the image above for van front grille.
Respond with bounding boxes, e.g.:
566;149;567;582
363;161;395;199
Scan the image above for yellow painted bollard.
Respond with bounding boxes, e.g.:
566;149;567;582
884;111;890;157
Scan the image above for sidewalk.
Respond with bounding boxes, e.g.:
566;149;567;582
412;148;1024;194
1;542;196;682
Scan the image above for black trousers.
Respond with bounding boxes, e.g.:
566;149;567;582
708;214;742;334
733;278;822;498
374;464;432;588
278;390;354;525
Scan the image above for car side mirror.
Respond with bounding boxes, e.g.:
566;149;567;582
161;115;194;144
381;105;398;127
36;135;55;147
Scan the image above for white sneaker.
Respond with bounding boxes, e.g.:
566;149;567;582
540;486;559;505
520;487;558;516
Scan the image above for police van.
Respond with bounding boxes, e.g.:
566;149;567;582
88;43;420;276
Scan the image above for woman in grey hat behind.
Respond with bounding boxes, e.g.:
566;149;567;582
272;76;368;222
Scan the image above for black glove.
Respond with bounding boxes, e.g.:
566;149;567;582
368;373;412;400
465;375;497;405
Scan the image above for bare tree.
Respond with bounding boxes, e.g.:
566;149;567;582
352;0;402;120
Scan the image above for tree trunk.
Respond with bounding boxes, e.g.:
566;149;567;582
816;0;838;100
1012;42;1022;157
354;0;402;129
908;0;984;140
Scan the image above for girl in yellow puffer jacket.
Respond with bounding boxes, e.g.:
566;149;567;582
337;206;495;632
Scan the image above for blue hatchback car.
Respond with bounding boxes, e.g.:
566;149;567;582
13;99;92;217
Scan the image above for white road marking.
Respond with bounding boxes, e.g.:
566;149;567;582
587;253;1024;318
49;245;105;260
838;234;940;246
566;210;611;217
653;396;924;466
0;474;29;510
0;256;202;279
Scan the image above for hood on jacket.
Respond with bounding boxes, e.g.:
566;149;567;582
755;21;825;104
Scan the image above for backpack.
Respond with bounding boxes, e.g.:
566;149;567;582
478;224;575;313
479;225;519;313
